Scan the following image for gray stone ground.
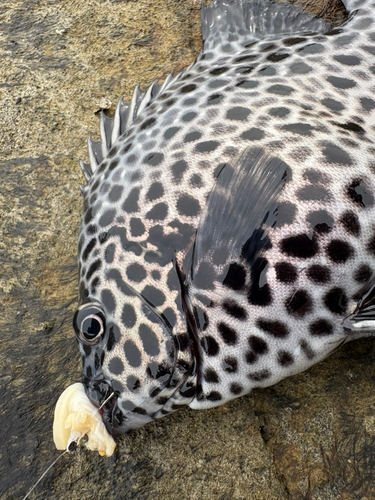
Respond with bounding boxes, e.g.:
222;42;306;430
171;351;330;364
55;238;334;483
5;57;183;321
1;1;374;499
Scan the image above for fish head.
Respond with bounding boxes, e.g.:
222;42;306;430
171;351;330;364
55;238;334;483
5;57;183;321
73;290;190;436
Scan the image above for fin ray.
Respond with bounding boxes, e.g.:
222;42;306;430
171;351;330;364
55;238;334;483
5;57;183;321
190;147;291;286
201;0;330;55
80;71;178;182
343;279;375;335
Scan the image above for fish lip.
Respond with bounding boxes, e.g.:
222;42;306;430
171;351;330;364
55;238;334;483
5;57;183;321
83;375;119;436
101;392;121;437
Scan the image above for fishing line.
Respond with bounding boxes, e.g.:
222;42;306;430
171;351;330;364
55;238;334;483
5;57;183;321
22;391;115;499
22;449;69;500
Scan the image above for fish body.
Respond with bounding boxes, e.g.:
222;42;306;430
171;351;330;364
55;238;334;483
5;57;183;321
73;0;375;436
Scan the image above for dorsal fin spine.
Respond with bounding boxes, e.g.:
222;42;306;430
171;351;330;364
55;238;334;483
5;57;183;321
87;138;99;172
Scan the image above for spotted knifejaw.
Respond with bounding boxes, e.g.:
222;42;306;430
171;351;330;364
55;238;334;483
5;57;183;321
56;0;375;440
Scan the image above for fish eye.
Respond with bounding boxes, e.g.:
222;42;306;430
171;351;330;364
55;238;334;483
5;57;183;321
73;303;106;343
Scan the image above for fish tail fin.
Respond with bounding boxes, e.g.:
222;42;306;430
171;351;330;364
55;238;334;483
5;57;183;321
200;0;330;55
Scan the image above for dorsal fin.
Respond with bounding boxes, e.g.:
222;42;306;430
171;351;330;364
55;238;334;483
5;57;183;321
79;0;331;186
341;0;371;10
201;0;330;55
79;72;180;183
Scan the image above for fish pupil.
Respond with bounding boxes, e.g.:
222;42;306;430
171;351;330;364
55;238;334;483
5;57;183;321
82;317;102;340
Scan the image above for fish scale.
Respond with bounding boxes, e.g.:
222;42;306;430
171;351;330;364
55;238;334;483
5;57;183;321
70;0;375;435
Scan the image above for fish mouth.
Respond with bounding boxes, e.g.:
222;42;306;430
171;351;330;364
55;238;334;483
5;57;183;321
101;391;125;438
82;375;121;437
99;390;119;432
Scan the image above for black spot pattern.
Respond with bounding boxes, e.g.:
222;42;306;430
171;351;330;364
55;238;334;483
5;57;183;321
142;285;166;307
86;260;101;281
180;84;197;93
126;375;141;392
171;160;189;184
248;335;268;354
141;117;156;130
122;187;140;213
297;185;330;201
223;263;247;290
275;202;297;226
108;185;124;203
300;339;315;360
257;319;289;338
307;210;334;234
82;238;96;262
223;357;238;373
177;194;200;217
230;383;243;395
201;336;219;356
306;265;331;284
354;264;373;283
322;142;353;165
339;211;360;236
309;319;334;336
126;263;147;283
323;287;348;314
185;131;202;142
122;303;136;328
327;76;356;89
133;407;147;415
245;350;257;364
101;289;116;314
108;357;124;375
106;326;116;352
146;202;168;220
99;209;116;228
218;322;238;345
269;107;290;117
130;218;146;237
367;235;375;255
204;368;219;383
242;128;264;141
275;262;297;283
326;240;354;263
280;234;318;258
182;111;197;122
138;324;160;356
124;340;142;367
189;174;203;187
285;290;312;318
208;93;224;105
267;52;290;62
247;369;271;382
226;106;251;121
151;270;161;281
206;391;222;402
222;300;247;320
147;182;164;201
164;127;180;140
278;351;294;366
195;141;220;153
267;84;294;95
143;152;164;166
108;159;119;172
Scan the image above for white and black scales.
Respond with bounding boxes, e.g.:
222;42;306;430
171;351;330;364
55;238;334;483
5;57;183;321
73;0;375;435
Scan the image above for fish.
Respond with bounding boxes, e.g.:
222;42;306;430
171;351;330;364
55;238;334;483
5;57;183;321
61;0;375;441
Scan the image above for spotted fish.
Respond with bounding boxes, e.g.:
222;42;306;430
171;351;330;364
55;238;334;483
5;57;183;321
72;0;375;436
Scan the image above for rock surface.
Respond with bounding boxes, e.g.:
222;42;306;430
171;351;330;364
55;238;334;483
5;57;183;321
1;1;374;499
